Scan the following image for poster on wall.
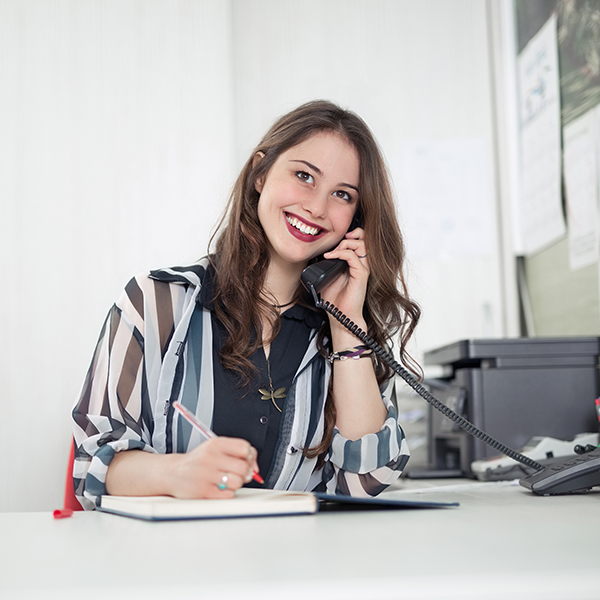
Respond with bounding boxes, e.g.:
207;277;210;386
517;13;566;255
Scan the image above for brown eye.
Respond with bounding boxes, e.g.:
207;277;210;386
296;171;314;184
334;190;352;202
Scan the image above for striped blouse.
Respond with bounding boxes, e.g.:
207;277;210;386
72;258;410;509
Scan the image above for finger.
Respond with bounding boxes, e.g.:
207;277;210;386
210;436;256;460
343;240;368;256
345;227;365;240
324;246;369;269
215;471;245;492
246;447;261;478
202;483;236;500
243;463;260;483
326;238;367;256
215;454;256;481
194;439;260;482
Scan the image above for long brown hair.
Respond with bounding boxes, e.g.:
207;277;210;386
209;100;421;458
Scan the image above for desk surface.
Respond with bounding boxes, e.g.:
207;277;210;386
1;480;599;600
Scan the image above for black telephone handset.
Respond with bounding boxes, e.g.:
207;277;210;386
300;212;361;293
301;261;600;496
300;259;348;294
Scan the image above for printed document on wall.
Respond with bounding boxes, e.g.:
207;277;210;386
517;14;565;255
563;106;599;271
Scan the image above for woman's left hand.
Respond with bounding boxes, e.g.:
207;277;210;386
320;228;387;441
321;227;369;327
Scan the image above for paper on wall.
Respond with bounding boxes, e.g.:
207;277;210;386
517;14;565;255
563;106;600;271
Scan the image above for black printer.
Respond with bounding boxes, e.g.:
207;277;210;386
422;337;600;476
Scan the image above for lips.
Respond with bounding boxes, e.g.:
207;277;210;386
284;213;326;241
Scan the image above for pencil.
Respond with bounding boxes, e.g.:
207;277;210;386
172;401;264;485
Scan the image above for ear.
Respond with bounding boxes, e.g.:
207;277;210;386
253;152;265;193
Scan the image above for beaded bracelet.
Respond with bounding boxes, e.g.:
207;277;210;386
328;345;373;364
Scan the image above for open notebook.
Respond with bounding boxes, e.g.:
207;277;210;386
98;488;458;521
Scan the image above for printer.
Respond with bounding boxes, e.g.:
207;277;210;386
422;337;600;476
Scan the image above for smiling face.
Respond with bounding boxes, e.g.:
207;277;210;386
255;131;360;270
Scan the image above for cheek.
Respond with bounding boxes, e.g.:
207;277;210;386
332;205;357;233
256;197;270;231
257;178;287;212
256;186;285;235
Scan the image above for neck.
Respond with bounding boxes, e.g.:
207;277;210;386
262;255;306;307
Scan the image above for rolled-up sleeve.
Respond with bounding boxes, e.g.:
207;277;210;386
324;379;410;497
72;277;158;510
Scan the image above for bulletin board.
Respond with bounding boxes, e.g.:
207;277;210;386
515;0;600;335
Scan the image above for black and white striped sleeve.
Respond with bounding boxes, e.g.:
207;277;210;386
71;275;164;509
323;378;410;497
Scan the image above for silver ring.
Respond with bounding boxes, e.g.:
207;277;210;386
218;474;229;490
356;252;368;259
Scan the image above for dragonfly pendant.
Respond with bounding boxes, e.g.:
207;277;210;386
258;387;286;412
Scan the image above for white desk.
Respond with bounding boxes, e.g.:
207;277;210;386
1;480;599;600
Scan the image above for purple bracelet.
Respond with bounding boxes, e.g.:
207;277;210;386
328;345;373;364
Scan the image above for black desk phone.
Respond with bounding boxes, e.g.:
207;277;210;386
301;258;600;496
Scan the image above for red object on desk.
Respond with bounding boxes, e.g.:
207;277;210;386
63;439;84;512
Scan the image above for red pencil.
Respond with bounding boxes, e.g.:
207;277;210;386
173;401;264;485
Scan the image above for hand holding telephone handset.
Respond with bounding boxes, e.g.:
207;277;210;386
301;259;600;496
301;259;349;294
315;214;369;317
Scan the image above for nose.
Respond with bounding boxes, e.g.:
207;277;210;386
302;189;328;220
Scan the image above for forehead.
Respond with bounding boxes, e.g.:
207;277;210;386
279;131;360;180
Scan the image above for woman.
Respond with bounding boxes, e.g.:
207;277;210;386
72;100;421;509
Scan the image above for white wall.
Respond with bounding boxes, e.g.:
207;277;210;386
0;0;510;511
0;0;236;511
230;0;506;356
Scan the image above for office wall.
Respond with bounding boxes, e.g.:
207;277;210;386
0;0;236;511
514;1;600;336
0;0;504;511
527;239;600;335
230;0;506;355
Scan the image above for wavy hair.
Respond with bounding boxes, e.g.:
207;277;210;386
208;100;421;459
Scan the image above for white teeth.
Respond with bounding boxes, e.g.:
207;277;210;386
286;215;320;236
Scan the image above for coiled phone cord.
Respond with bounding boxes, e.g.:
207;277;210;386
310;288;544;472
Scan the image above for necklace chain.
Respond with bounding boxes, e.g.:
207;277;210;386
273;299;294;309
258;356;286;412
258;295;292;410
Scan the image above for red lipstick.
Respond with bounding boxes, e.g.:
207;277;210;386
284;212;326;242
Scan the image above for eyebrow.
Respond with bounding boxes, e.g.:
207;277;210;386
290;159;359;194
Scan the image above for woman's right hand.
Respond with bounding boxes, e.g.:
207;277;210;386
168;437;260;499
105;438;260;500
